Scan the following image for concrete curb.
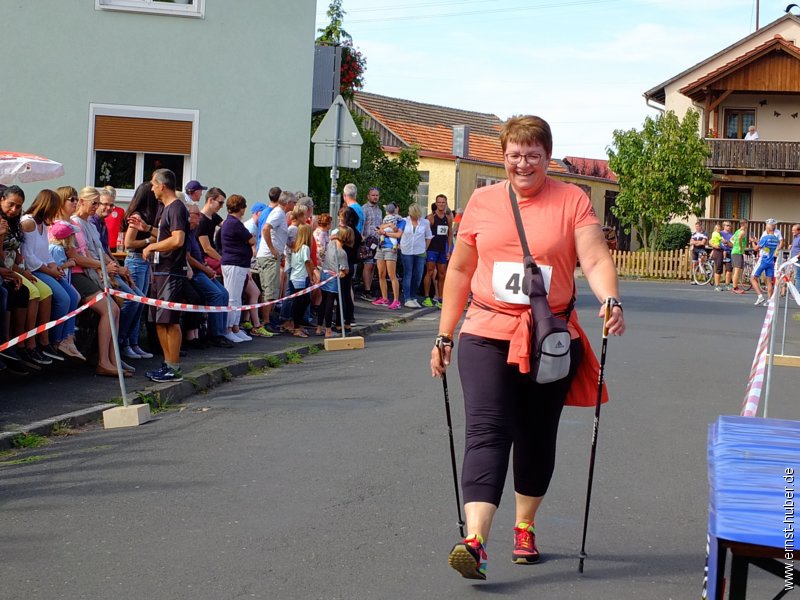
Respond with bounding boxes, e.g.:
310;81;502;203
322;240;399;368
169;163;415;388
0;308;436;450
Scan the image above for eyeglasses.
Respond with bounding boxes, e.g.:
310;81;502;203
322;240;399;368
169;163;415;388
87;200;100;207
504;153;544;166
67;197;78;202
100;202;115;207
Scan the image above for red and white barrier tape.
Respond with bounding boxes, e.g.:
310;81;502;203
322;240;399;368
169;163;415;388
107;273;337;313
0;292;107;353
0;271;341;354
741;256;799;417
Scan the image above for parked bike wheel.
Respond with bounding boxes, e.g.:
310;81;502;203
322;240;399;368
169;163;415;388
740;263;754;291
693;262;713;285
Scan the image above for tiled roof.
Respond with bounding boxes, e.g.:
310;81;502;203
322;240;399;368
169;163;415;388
679;34;800;99
563;156;617;182
354;91;566;171
354;91;503;164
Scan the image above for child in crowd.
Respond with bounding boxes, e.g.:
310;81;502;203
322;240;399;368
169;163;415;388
287;224;318;338
316;226;351;337
48;221;78;285
313;213;332;265
379;202;400;249
279;206;306;332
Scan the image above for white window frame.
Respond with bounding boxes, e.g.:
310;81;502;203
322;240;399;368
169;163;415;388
95;0;204;18
476;175;505;188
87;103;200;203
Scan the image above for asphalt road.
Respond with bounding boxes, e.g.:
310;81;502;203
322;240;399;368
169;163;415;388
1;281;798;600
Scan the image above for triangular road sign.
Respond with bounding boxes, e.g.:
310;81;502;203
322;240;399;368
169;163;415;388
311;95;364;146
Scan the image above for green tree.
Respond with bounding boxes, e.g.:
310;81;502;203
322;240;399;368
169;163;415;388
316;0;366;99
607;110;713;252
308;112;420;216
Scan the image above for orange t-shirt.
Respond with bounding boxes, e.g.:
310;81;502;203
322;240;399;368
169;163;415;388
458;179;600;341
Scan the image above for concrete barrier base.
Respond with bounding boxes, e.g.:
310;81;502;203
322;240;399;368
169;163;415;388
324;336;365;351
103;404;152;429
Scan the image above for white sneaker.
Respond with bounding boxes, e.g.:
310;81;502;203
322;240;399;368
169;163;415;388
234;330;252;342
754;295;765;306
225;332;244;343
404;299;419;309
132;345;154;359
121;345;141;359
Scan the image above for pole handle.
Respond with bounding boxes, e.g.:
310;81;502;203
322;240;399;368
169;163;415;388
602;298;612;338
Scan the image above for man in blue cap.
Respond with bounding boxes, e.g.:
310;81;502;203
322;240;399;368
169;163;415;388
245;202;267;238
184;179;208;203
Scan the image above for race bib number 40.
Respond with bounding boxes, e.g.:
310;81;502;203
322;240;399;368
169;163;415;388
492;262;552;305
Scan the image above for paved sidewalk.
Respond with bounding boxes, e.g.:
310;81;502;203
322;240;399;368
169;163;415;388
0;299;437;446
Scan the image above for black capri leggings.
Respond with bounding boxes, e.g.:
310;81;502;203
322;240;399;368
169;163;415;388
457;333;583;507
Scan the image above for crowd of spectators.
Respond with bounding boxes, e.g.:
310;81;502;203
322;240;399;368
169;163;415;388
0;176;447;382
690;218;800;301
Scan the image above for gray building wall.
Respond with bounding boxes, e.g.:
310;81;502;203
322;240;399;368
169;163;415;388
2;1;315;203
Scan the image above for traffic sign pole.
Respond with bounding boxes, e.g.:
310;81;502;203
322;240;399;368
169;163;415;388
329;99;341;229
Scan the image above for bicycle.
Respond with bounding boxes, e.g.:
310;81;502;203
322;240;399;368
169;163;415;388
692;250;714;285
739;250;756;292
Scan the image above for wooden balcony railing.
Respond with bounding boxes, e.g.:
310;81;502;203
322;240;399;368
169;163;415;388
706;139;800;172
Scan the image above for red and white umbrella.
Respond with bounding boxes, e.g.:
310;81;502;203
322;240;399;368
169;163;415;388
0;151;65;185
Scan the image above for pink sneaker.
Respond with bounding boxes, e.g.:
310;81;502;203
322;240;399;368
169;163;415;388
371;297;389;306
388;300;401;310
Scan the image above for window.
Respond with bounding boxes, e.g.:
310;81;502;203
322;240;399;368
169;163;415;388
720;188;751;220
724;109;755;139
575;183;592;199
476;175;505;188
88;104;198;201
96;0;204;18
415;171;430;206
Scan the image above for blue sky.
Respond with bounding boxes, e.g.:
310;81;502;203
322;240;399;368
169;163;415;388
315;0;776;160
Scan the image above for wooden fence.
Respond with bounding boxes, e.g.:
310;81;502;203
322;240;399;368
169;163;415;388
609;249;692;280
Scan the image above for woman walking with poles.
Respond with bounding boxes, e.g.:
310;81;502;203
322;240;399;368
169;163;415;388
430;115;625;580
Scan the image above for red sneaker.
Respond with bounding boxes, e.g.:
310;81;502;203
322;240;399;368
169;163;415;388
512;521;540;564
448;534;488;580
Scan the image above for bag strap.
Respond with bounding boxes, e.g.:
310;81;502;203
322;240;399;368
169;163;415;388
508;184;577;319
507;185;537;271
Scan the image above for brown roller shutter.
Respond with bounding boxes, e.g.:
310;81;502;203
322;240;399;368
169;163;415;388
94;115;192;154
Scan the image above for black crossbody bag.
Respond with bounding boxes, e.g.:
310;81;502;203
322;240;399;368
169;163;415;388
508;186;572;384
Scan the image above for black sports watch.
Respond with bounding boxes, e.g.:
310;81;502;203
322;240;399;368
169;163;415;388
606;297;623;313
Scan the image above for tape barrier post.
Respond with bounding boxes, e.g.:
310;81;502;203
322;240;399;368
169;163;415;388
764;257;798;417
336;262;347;339
99;259;128;406
740;257;798;417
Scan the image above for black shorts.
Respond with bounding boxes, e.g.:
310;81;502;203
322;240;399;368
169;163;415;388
711;250;732;274
2;279;30;309
732;254;744;269
153;274;185;325
71;272;103;300
692;248;706;261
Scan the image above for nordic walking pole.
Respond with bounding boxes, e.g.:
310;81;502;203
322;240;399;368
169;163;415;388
437;338;465;538
578;297;612;573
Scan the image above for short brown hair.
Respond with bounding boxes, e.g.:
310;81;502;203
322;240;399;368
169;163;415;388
336;225;354;248
317;213;332;227
226;194;247;214
499;115;553;157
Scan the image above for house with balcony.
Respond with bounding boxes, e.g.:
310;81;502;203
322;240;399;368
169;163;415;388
2;1;316;203
644;13;800;240
351;92;618;229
